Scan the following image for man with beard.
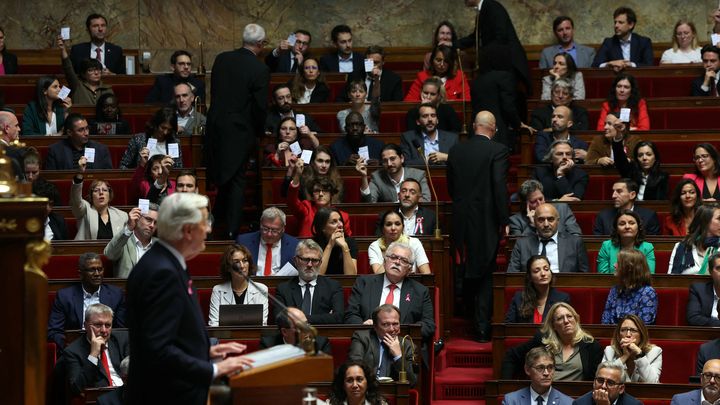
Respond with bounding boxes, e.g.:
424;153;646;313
530;79;589;132
45;113;113;170
330;111;384;165
534;105;588;163
146;50;206;104
355;144;430;203
174;83;206;136
532;140;588;201
592;7;653;70
508;203;588;273
691;45;720;97
319;25;364;74
275;239;344;324
539;16;596;69
264;84;321;134
391;178;437;237
400;103;458;166
574;363;641;405
675;359;720;404
103;204;158;279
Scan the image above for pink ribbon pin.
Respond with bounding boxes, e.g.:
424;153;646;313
405;293;411;302
187;279;193;295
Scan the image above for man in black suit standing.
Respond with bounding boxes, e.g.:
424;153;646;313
319;25;364;74
265;29;312;73
259;307;332;355
275;239;344;324
447;110;508;342
401;103;459;166
338;45;403;102
592;7;653;71
345;241;436;341
70;14;125;74
691;45;720;97
592;178;660;235
205;23;269;238
126;193;253;404
45;113;113;170
687;252;720;327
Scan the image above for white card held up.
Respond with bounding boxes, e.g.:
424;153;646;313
289;141;302;156
364;59;374;73
168;143;180;158
84;147;96;163
146;138;157;150
712;33;720;47
295;113;306;127
58;86;71;100
287;33;297;46
138;199;150;214
61;27;70;40
619;108;631;122
300;150;313;164
358;146;370;161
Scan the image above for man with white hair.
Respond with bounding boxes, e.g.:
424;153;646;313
235;206;299;276
126;193;253;404
205;23;269;238
0;110;24;178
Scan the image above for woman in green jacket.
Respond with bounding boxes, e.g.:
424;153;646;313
597;209;656;274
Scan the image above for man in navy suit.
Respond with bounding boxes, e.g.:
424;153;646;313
45;113;113;170
275;239;344;324
687;252;720;326
592;7;653;71
592;178;660;235
265;29;312;73
126;193;253;404
503;347;573;405
319;25;364;74
691;45;720;97
401;103;459;166
70;13;125;74
573;362;641;405
338;45;404;102
236;207;299;276
345;241;435;341
671;359;720;405
47;253;126;350
697;338;720;375
145;50;206;104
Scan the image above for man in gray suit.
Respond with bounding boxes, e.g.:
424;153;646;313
103;204;158;278
509;179;581;236
400;103;458;166
356;143;430;203
673;359;720;404
539;16;596;69
509;203;589;273
503;347;573;405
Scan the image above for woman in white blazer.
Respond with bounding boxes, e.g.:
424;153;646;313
208;244;269;326
71;162;128;240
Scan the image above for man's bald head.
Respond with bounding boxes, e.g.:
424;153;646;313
554;105;573;121
0;111;20;143
703;359;720;402
473;111;496;138
535;203;559;239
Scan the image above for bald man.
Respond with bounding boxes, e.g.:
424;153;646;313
671;359;720;404
0;111;25;179
259;307;331;355
509;203;589;273
447;110;509;342
533;105;588;163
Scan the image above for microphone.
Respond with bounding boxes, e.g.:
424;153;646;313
454;47;469;136
411;139;442;240
398;334;416;384
234;266;319;355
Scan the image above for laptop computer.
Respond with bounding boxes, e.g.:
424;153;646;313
218;304;264;326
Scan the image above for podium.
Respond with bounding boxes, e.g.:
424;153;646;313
229;354;334;405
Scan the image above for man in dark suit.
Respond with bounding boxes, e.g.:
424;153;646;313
275;239;343;323
447;110;508;341
533;140;588;201
145;50;206;104
265;29;312;73
259;307;332;354
338;45;403;102
509;203;589;273
330;111;385;166
691;45;720;97
508;179;582;237
95;356;129;405
534;105;588;163
45;113;113;170
348;304;417;387
264;84;321;134
319;25;364;74
0;110;25;179
697;338;720;375
503;347;573;405
236;207;299;276
530;79;589;132
60;303;129;394
345;241;436;341
33;181;69;240
458;0;531;94
591;7;653;70
126;193;253;404
70;14;125;74
673;359;720;404
47;253;126;350
205;24;269;238
593;178;660;235
356;144;430;203
397;179;436;237
573;362;642;405
401;104;458;166
687;252;720;327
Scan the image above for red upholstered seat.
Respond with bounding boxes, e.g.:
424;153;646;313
44;255;113;279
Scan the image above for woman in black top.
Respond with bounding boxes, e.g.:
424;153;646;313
505;255;570;323
613;140;668;200
311;207;357;275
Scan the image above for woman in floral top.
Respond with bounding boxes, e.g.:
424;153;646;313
601;249;657;325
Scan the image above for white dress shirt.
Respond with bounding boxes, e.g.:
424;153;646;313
380;275;404;308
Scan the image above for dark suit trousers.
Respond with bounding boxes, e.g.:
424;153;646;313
457;252;497;335
213;146;253;237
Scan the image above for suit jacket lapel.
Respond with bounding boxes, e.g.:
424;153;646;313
292;280;303;307
370;275;384;313
557;233;567;272
399;282;410;323
73;285;85;325
311;278;323;312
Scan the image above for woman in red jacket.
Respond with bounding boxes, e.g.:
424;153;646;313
404;44;470;102
596;73;650;131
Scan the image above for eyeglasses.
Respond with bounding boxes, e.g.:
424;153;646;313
594;377;619;388
385;254;412;266
694;154;711;161
702;372;720;382
260;225;283;235
531;364;555;373
296;256;321;265
89;322;112;329
620;327;639;334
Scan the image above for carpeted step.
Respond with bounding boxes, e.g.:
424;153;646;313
443;338;493;369
431;400;486;405
434;367;494;400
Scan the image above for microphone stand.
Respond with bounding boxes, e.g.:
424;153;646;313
398;335;416;384
455;48;468;138
413;142;442;240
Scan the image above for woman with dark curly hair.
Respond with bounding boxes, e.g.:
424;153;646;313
312;207;357;275
669;204;720;274
597;210;656;274
684;143;720;201
130;154;176;203
612;140;668;200
325;360;388;405
601;249;657;325
664;179;701;236
504;255;570;323
595;73;649;131
208;244;268;326
422;21;458;70
119;107;183;169
263;116;318;167
405;44;470;102
89;93;131;135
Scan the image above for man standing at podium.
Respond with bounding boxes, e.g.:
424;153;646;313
126;193;253;404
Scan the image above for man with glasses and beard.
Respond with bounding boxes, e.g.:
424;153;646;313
672;359;720;404
573;362;641;405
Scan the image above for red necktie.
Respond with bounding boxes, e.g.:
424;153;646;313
100;350;114;386
95;47;103;65
385;284;397;305
263;243;273;276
